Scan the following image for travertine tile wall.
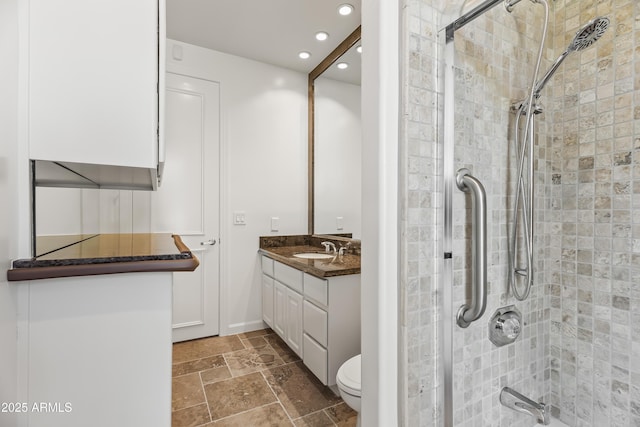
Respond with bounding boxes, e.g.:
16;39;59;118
401;0;638;425
400;0;442;425
546;1;640;425
448;3;551;426
399;1;634;427
402;0;550;425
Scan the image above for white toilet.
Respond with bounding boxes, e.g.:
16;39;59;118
336;354;362;427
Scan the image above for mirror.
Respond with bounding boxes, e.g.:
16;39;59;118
308;26;362;238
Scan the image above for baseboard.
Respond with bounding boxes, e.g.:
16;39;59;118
222;319;269;337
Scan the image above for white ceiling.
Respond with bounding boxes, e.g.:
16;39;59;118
166;0;362;83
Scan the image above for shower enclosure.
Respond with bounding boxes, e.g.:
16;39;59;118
441;1;552;424
402;0;640;426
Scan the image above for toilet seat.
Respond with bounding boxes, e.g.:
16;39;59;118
337;354;361;397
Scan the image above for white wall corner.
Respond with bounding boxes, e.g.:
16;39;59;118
361;0;400;426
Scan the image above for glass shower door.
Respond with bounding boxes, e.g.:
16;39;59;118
440;3;550;426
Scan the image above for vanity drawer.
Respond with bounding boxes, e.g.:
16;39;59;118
303;300;327;347
274;262;303;293
261;256;274;278
303;333;328;385
304;273;327;306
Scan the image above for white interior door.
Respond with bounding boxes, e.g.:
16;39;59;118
154;72;220;342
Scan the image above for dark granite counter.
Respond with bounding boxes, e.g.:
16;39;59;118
8;233;199;281
259;235;360;278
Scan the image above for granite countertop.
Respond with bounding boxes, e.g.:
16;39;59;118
7;233;199;281
259;235;361;278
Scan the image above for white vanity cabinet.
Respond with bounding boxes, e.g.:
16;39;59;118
262;257;303;358
26;0;165;189
302;273;360;387
260;255;360;387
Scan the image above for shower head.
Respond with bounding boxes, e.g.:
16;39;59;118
568;16;610;52
533;16;610;97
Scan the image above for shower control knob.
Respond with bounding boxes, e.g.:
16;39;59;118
501;317;521;339
489;306;522;347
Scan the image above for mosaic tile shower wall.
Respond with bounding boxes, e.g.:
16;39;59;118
448;3;551;426
546;1;640;426
400;0;443;425
400;0;640;426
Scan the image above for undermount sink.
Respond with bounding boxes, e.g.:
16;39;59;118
293;252;335;260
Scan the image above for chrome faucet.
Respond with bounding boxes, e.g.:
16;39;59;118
338;242;352;256
500;387;550;425
321;241;337;254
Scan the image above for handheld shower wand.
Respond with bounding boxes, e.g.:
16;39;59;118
508;16;610;301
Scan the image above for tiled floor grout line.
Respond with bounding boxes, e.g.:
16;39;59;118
323;403;345;426
259;369;296;426
198;370;214;426
206;401;287;426
293;407;340;427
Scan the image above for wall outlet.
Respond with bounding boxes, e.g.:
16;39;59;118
271;217;280;232
336;216;344;230
233;211;246;225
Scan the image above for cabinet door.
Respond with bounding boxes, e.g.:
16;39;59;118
262;275;274;328
273;281;287;339
28;0;159;169
285;288;303;357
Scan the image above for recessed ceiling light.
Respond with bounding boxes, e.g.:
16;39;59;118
337;62;348;69
356;45;362;53
315;31;329;41
298;51;311;59
338;4;353;16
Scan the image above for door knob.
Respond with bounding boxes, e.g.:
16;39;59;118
200;239;216;246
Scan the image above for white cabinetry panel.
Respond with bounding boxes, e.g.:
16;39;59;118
274;262;303;293
28;0;161;178
274;280;287;338
303;333;328;385
24;273;172;427
285;288;303;357
303;300;328;347
304;273;328;306
261;256;274;278
262;275;274;328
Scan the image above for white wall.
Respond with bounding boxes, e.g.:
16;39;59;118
314;77;361;238
360;0;399;425
165;40;308;335
35;41;309;336
0;0;21;425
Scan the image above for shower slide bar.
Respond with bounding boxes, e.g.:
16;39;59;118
455;169;487;328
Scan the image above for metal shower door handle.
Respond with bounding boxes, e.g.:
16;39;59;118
455;168;487;328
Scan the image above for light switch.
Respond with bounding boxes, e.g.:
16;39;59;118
233;211;246;225
336;216;344;230
271;217;280;232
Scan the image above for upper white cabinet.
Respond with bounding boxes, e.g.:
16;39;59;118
27;0;165;190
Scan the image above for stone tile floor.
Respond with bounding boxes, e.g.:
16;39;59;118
172;328;358;427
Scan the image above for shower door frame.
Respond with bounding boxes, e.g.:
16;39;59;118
440;1;508;426
441;31;455;427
